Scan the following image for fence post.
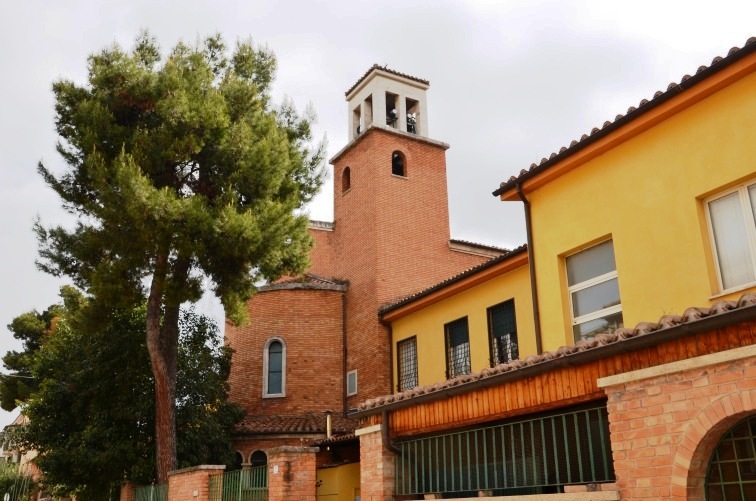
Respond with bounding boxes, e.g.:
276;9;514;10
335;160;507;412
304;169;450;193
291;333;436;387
119;482;135;501
167;465;225;501
267;446;319;501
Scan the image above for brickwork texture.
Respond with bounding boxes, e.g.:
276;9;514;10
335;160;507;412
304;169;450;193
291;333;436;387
603;354;756;500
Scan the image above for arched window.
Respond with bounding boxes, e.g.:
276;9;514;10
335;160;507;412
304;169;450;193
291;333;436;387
342;166;351;193
263;337;286;397
392;151;406;177
706;414;756;498
250;450;267;468
229;451;243;471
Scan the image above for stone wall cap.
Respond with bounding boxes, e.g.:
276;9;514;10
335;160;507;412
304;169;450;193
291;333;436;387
168;464;226;476
267;445;320;454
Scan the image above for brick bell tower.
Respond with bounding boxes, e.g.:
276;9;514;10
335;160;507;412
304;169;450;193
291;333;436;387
308;65;498;410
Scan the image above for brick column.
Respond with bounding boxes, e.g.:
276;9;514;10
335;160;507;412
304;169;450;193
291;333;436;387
267;445;319;501
119;482;135;501
598;345;756;501
167;465;225;501
357;423;395;501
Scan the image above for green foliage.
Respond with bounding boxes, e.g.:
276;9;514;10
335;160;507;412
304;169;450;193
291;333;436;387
36;31;325;322
0;461;37;500
0;296;65;412
35;31;324;479
16;291;243;498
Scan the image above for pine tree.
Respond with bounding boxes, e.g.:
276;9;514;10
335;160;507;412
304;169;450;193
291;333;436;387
35;32;324;481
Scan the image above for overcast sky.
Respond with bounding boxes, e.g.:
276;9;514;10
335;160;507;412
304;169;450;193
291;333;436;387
1;0;755;425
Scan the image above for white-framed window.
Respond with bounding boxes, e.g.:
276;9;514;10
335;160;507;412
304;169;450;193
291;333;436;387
566;240;624;341
705;181;756;292
347;370;358;396
262;337;286;398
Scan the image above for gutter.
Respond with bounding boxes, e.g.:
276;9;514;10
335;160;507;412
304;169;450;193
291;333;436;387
352;302;756;418
516;183;543;355
342;292;348;417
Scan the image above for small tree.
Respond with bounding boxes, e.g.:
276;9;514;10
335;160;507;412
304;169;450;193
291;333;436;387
35;32;324;480
12;289;242;498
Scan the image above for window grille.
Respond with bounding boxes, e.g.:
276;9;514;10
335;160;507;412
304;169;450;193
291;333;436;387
488;300;519;365
706;414;756;500
397;337;418;392
395;402;615;497
445;317;470;379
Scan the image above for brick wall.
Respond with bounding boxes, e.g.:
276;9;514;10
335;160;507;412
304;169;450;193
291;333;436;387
233;436;320;465
268;446;319;501
166;465;224;501
226;287;344;416
322;128;489;407
600;346;756;501
357;424;395;501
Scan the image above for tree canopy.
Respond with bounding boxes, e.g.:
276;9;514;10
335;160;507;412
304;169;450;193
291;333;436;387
35;32;324;480
8;290;242;499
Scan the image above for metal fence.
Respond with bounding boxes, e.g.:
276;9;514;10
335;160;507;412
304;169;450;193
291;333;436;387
134;483;168;501
209;466;268;501
395;403;614;496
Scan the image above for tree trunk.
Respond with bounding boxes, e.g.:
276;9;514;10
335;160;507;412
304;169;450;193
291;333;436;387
146;252;177;483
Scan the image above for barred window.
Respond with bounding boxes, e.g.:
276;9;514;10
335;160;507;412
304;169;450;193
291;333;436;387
445;317;470;379
397;337;418;392
488;300;519;366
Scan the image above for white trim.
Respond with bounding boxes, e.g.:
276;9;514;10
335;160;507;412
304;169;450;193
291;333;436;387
262;337;286;398
347;369;358;396
354;424;382;436
565;240;622;338
704;180;756;292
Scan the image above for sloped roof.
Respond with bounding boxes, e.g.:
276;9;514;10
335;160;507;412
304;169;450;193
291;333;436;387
359;292;756;414
236;412;358;435
260;273;347;292
493;36;756;198
379;244;527;316
346;64;429;97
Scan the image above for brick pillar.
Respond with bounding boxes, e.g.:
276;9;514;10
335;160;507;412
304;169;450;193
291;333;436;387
598;346;756;501
267;445;319;501
357;423;395;501
119;482;135;501
167;465;225;501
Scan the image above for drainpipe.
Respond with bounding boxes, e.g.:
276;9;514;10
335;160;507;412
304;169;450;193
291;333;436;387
516;182;543;355
342;292;348;417
381;410;401;455
325;410;333;439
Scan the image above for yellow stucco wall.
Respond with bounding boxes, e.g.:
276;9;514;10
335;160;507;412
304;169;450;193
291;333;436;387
391;264;533;388
316;462;360;501
528;71;756;351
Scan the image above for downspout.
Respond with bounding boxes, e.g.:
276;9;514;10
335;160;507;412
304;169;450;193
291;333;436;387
381;410;401;455
516;182;543;355
342;292;348;417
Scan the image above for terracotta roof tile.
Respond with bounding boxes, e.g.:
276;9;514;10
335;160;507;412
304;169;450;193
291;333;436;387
345;64;429;96
236;412;358;435
493;36;756;197
379;244;527;316
361;292;756;414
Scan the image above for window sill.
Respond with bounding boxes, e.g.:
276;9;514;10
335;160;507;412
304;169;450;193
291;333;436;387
709;281;756;300
263;393;285;399
391;174;408;180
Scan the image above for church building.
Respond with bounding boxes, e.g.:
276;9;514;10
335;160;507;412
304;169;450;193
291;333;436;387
225;65;503;468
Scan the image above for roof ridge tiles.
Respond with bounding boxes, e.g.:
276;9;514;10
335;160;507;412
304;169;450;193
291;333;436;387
359;291;756;414
345;64;430;96
379;244;528;315
494;36;756;197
